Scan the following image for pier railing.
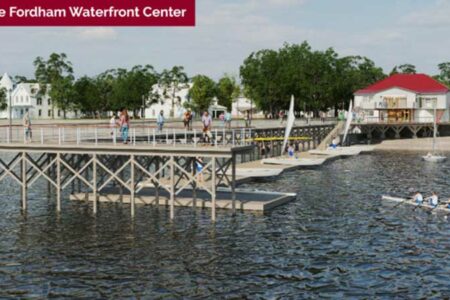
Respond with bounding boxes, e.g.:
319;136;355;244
0;123;336;155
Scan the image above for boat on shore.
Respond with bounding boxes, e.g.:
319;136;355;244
381;195;450;213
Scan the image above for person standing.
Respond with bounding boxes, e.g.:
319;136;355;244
279;111;285;125
23;111;32;143
201;111;212;143
109;114;117;137
224;111;232;129
183;109;191;130
119;108;130;144
219;112;225;127
157;110;165;132
244;110;251;128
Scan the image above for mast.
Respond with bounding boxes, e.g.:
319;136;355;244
433;100;436;154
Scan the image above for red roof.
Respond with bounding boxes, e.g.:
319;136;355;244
355;74;449;95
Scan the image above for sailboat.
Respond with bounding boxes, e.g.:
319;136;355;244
422;101;446;162
281;95;296;154
341;100;353;146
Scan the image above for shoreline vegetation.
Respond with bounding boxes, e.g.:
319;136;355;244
0;42;449;120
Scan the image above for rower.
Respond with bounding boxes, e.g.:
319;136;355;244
413;191;423;204
427;191;438;208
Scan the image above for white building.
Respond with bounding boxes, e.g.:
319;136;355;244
232;96;264;118
0;72;14;119
145;83;192;119
354;74;450;123
0;73;79;119
145;83;228;119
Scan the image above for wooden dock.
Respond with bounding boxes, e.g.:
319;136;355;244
0;123;341;220
0;143;255;221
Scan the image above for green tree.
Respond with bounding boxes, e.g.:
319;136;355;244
240;41;386;117
159;66;189;117
14;76;37;84
216;75;240;110
435;62;450;87
100;65;158;116
73;76;101;117
189;75;216;113
390;64;416;75
33;53;74;118
0;87;7;110
240;49;285;115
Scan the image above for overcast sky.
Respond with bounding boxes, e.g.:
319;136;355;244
0;0;449;80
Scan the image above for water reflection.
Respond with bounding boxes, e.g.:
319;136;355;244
1;152;450;298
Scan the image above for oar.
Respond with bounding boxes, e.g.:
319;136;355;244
393;195;413;208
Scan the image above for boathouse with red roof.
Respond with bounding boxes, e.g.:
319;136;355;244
354;74;450;123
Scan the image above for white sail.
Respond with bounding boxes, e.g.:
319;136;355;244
342;101;353;146
282;95;296;153
423;100;447;162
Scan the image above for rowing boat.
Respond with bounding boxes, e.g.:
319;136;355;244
381;195;450;213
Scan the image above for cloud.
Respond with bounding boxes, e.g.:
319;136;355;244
77;28;118;40
400;0;450;27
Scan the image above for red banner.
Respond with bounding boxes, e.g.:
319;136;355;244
0;0;195;26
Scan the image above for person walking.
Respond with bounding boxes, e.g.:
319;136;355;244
157;110;165;132
23;111;32;143
201;111;212;144
119;108;130;144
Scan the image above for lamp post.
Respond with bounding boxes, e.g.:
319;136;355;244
8;88;12;138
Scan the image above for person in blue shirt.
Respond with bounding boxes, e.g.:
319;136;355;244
157;110;164;132
287;145;295;158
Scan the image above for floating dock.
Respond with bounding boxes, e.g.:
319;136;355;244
71;187;296;212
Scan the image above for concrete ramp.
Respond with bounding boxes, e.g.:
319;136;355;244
317;121;345;150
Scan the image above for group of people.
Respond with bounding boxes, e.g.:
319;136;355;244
109;109;221;145
412;191;450;209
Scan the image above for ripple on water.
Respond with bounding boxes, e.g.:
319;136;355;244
1;152;450;297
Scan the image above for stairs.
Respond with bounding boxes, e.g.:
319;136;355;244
317;121;345;150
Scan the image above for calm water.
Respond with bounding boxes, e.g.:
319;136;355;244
1;152;450;298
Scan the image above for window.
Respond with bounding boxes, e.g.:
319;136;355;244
37;98;42;105
419;97;437;109
20;96;23;103
57;110;61;117
48;110;52;117
38;109;42;117
48;99;52;105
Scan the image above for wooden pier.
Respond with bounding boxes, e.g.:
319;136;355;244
0;143;256;221
0;123;337;220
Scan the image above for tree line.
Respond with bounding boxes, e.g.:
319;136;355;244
240;42;449;117
1;42;449;119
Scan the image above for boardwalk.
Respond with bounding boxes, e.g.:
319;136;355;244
0;123;337;220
